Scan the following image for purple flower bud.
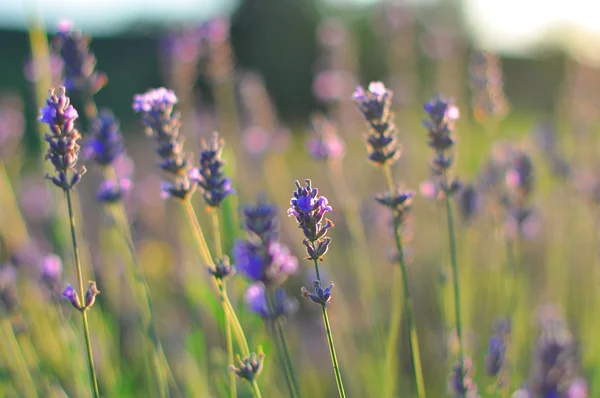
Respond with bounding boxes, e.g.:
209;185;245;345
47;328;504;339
62;284;81;310
301;280;334;307
84;281;99;309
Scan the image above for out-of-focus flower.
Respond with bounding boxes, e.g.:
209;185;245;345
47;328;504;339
423;94;461;195
234;240;298;286
96;178;131;203
530;308;580;398
375;188;414;226
0;94;25;161
24;53;64;85
306;114;345;161
133;88;195;200
447;356;480;398
41;254;62;282
469;49;509;122
245;283;297;320
188;132;234;207
84;110;125;167
53;21;107;96
317;18;347;49
456;184;484;223
20;175;54;222
353;81;401;166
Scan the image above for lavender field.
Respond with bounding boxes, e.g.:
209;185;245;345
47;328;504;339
0;3;598;398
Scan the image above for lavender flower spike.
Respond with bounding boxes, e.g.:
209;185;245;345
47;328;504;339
54;21;108;96
133;88;195;200
189;132;235;207
39;87;86;190
287;179;334;261
423;94;461;195
84;110;125;166
352;81;401;166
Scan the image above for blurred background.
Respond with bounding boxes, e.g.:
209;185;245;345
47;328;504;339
2;0;600;397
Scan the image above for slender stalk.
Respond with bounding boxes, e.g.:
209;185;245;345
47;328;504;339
109;200;177;398
382;166;426;398
183;200;259;397
65;188;100;398
251;380;263;398
311;251;346;398
443;184;465;393
1;320;38;398
210;207;236;398
267;291;300;398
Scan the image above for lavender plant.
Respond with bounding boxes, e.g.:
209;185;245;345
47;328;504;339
189;132;238;397
353;81;425;397
39;86;99;397
422;93;465;394
235;196;300;397
133;88;262;396
287;179;345;397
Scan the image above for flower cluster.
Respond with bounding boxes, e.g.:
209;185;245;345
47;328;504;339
423;94;461;195
287;179;334;261
0;94;25;162
469;49;509;122
229;351;265;382
375;188;414;226
447;356;479;398
301;280;334;307
352;82;401;166
235;196;298;320
133;88;195;200
245;284;297;320
532;122;571;179
305;114;345;162
189;132;234;207
485;318;510;389
84;110;132;203
527;309;581;397
62;281;100;311
53;21;107;97
39;87;86;190
503;150;539;240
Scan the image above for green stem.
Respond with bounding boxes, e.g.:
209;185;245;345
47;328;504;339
65;188;100;398
224;283;236;398
382;166;426;398
444;189;465;394
267;291;300;398
1;320;38;398
311;253;346;398
251;379;263;398
109;199;177;398
183;200;260;395
210;207;236;398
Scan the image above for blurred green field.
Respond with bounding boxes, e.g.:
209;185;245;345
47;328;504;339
1;3;600;398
